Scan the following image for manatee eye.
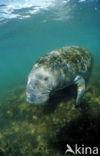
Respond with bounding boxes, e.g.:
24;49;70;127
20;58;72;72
44;77;48;81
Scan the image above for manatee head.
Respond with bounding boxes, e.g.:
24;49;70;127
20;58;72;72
26;66;55;104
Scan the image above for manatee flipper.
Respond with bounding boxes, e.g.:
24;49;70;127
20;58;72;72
74;75;85;105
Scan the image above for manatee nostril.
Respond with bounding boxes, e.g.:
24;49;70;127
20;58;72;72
26;87;37;101
44;77;48;81
30;94;36;101
27;93;37;103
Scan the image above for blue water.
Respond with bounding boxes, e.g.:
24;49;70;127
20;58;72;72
0;0;100;98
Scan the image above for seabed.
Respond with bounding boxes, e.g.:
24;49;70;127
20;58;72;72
0;65;100;156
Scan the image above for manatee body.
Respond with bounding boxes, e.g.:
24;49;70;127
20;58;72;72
26;46;93;105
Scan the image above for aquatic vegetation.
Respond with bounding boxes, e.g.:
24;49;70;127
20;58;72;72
0;66;100;156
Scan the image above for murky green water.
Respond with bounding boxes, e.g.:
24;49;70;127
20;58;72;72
0;0;100;155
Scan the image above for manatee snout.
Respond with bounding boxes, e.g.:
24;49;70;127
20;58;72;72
26;70;50;104
26;87;37;104
26;85;49;104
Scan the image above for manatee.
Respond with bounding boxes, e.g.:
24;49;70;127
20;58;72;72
26;46;93;105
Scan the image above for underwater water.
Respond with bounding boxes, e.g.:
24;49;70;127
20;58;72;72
0;0;100;156
0;0;100;98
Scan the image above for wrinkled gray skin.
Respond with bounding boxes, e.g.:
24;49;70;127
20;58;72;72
26;46;93;105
